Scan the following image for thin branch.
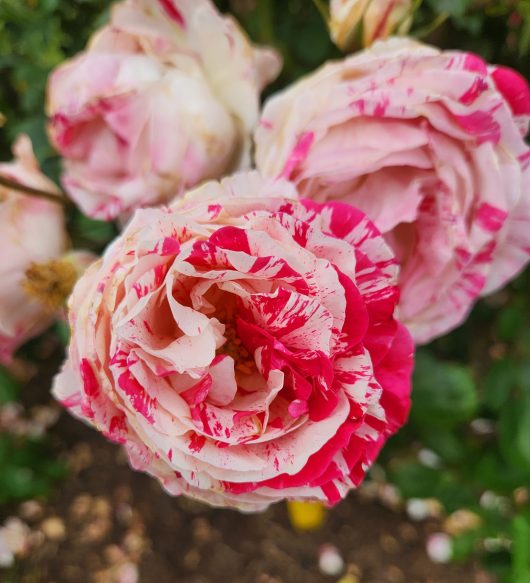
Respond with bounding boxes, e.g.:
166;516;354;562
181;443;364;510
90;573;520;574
412;11;450;39
0;174;72;208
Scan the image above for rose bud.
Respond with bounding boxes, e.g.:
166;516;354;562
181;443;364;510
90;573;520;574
329;0;414;51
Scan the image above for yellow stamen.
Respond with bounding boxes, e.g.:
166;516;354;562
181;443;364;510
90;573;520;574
22;259;77;311
215;298;256;375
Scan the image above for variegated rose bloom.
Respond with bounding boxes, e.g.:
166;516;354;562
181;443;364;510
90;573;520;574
53;173;413;511
47;0;281;220
330;0;414;50
0;136;69;363
255;39;530;344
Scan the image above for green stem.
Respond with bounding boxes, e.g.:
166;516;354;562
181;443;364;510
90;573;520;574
254;0;297;80
412;11;450;39
512;516;530;582
0;174;72;208
312;0;330;23
256;0;275;44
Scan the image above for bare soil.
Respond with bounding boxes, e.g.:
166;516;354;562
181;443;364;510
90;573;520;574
3;346;491;583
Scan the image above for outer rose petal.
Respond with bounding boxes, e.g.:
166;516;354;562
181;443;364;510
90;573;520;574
46;0;281;220
255;39;530;344
53;172;413;511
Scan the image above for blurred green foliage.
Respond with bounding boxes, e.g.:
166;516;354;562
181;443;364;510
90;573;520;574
0;367;66;505
0;0;108;163
0;0;529;579
383;269;530;581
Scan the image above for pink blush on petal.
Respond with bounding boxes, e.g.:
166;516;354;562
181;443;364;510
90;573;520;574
157;0;186;28
117;372;156;423
280;132;315;179
188;433;206;453
288;399;309;419
454;111;501;144
475;202;508;233
492;66;530;116
460;53;488;75
80;359;99;397
156;237;181;256
459;76;489;105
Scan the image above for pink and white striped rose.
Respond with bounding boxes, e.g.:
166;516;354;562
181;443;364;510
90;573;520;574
47;0;281;220
255;38;530;344
53;172;413;511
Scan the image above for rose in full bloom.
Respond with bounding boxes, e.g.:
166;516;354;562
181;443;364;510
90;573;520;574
53;172;413;511
0;136;69;363
255;39;530;343
47;0;281;220
329;0;414;50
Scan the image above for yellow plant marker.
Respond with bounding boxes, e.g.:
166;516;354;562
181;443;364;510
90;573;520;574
287;500;327;531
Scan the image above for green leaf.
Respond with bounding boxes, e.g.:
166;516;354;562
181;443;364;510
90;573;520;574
52;320;70;347
417;426;468;463
0;366;20;404
499;381;530;470
511;516;530;582
411;351;478;427
452;530;482;562
0;435;67;504
391;461;442;498
69;211;118;251
426;0;471;17
483;358;518;411
497;306;525;343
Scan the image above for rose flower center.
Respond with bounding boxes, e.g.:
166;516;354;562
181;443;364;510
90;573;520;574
213;294;257;377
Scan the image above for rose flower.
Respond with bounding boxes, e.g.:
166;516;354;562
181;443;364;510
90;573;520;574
53;173;413;511
0;136;69;363
47;0;281;220
255;39;530;343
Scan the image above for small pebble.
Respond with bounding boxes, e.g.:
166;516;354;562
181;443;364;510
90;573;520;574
470;418;495;436
418;449;441;469
444;509;481;536
1;518;31;555
116;562;139;583
0;517;31;568
426;533;453;563
480;491;509;513
378;484;402;510
0;537;14;568
183;548;200;570
483;537;510;552
116;503;134;527
19;500;44;522
41;517;66;541
318;544;344;576
380;534;400;554
104;545;125;565
384;565;405;583
514;487;529;506
406;499;431;522
398;522;418;543
70;494;93;520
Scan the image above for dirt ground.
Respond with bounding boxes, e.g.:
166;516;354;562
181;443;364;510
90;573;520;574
2;347;492;583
